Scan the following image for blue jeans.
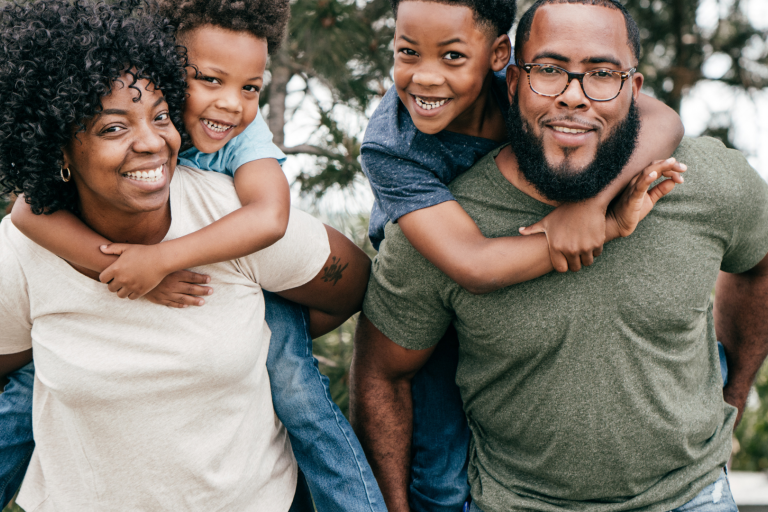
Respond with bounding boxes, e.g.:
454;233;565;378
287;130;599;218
467;470;737;512
416;342;732;512
0;362;34;509
0;294;385;512
263;291;386;512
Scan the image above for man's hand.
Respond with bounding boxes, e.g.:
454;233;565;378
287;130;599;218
605;158;686;241
145;270;213;308
99;243;173;299
715;251;768;426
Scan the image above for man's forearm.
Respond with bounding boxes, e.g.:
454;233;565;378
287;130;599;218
350;318;415;512
714;254;768;424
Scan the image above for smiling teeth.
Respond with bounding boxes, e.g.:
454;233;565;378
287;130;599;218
415;97;447;110
553;126;589;134
125;165;163;182
203;119;233;132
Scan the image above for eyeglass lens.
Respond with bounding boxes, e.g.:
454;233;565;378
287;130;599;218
530;66;622;101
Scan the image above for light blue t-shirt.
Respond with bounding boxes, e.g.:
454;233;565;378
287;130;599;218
178;110;286;176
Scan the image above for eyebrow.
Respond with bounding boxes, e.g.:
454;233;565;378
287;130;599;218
201;67;262;81
531;51;622;68
398;35;465;47
98;95;166;117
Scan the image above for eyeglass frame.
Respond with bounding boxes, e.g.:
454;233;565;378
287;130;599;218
516;61;636;102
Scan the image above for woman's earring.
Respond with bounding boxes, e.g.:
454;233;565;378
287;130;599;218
60;167;71;182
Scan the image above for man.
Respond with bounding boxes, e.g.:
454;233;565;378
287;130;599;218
350;1;768;512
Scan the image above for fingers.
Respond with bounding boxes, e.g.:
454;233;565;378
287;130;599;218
550;248;569;273
174;270;211;284
566;252;582;272
580;251;594;268
519;222;546;236
100;243;128;255
647;179;677;204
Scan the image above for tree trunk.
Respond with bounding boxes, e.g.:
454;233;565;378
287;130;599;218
267;50;291;149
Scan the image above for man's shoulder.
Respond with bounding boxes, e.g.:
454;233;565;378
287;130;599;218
673;136;766;203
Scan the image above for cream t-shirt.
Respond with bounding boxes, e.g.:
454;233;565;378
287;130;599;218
0;165;331;511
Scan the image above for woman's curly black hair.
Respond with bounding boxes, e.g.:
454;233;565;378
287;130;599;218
157;0;290;54
0;0;188;215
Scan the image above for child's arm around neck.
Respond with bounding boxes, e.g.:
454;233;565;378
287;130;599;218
99;158;290;294
395;93;685;294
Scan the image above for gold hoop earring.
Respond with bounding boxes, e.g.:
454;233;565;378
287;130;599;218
60;167;71;182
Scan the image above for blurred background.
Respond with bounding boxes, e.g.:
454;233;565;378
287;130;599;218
1;0;767;508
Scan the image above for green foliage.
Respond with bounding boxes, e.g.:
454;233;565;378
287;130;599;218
732;360;768;471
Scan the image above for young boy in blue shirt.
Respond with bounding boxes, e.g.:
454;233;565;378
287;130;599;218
1;0;384;510
358;0;689;510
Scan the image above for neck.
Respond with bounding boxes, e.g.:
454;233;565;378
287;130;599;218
495;145;560;207
444;73;506;141
78;199;172;246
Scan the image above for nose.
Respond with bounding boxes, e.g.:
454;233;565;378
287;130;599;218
132;119;166;155
213;86;242;113
412;62;446;88
557;77;590;111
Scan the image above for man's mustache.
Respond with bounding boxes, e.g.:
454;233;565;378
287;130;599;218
538;115;601;131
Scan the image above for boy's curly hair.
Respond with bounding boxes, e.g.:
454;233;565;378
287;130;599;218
0;0;188;215
390;0;516;38
157;0;290;54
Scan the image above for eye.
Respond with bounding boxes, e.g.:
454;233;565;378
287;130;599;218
592;70;613;78
101;125;125;135
444;51;465;60
399;48;418;57
243;85;260;93
155;111;170;122
198;75;221;85
540;66;560;74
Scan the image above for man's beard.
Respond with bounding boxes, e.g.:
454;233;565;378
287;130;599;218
504;95;640;203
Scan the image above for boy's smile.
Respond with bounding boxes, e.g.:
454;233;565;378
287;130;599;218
181;25;267;154
393;1;510;138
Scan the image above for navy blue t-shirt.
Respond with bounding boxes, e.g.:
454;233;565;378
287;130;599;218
361;74;509;249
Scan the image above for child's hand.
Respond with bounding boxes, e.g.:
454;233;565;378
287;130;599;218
519;202;607;273
606;158;686;240
145;270;213;308
99;243;174;299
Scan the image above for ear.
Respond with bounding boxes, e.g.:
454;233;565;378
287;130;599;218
631;71;644;101
506;64;521;104
490;34;512;72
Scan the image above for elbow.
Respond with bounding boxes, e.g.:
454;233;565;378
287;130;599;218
452;265;498;295
261;206;290;248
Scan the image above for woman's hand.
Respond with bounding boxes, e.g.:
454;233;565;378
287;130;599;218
606;158;686;241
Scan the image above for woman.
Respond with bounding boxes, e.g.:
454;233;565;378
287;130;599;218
0;1;370;510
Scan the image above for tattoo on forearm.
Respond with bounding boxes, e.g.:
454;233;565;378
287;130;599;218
322;256;348;286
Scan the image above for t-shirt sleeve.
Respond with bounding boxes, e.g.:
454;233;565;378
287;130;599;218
0;219;33;355
240;208;331;292
227;110;287;172
363;222;453;350
717;146;768;273
361;144;456;223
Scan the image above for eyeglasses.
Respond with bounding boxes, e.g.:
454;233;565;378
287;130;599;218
517;62;636;102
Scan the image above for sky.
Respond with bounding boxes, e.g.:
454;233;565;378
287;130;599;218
280;0;768;215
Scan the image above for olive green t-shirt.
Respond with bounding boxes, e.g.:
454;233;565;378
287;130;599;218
363;137;768;512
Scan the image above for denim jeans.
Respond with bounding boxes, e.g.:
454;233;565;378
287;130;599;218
467;470;737;512
417;342;732;512
0;294;385;512
0;362;34;509
263;291;386;512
